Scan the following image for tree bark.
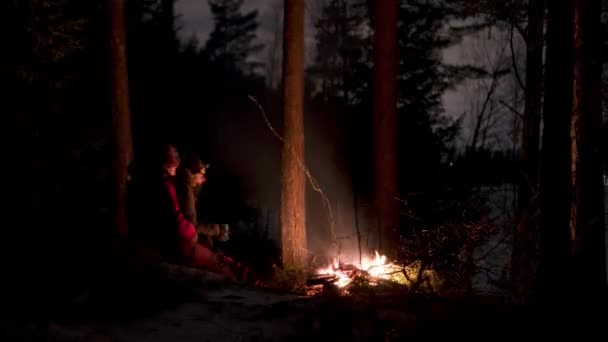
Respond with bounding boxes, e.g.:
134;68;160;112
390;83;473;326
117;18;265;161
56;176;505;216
108;0;134;238
373;0;399;257
280;0;307;268
538;0;575;300
571;0;607;294
512;0;545;303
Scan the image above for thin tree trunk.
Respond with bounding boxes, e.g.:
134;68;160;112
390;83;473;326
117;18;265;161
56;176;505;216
571;0;607;294
161;0;176;52
108;0;134;238
280;0;307;268
512;0;545;303
267;0;283;89
373;0;399;257
538;0;575;301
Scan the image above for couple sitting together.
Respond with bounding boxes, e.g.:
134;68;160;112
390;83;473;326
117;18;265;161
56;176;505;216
126;143;253;283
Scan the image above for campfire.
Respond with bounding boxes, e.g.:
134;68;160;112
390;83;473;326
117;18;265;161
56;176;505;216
313;251;410;289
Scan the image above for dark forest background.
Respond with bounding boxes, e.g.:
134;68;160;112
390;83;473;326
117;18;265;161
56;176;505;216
2;0;608;311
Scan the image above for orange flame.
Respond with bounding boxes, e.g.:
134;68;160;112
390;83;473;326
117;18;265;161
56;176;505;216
316;251;405;288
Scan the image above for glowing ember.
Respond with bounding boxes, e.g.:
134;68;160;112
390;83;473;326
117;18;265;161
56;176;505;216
316;251;407;288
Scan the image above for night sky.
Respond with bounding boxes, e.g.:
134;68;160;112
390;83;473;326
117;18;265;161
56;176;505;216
176;0;521;149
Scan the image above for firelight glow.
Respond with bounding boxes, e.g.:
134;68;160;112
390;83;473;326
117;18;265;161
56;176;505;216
316;251;407;288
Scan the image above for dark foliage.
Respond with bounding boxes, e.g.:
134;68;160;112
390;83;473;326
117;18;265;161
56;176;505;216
8;0;604;315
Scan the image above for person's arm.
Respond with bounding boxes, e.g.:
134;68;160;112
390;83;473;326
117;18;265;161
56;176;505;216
164;179;197;241
175;175;197;225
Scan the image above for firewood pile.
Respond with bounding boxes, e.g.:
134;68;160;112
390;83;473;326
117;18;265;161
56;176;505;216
306;260;409;296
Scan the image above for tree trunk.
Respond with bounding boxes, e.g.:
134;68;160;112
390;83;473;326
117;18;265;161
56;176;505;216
108;0;134;238
512;0;545;303
266;0;283;90
373;0;399;257
280;0;307;268
538;0;575;300
160;0;177;52
571;0;607;294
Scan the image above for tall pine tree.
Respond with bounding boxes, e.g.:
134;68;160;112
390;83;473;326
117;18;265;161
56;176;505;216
280;0;307;268
308;0;470;256
539;0;575;301
204;0;264;75
395;1;462;192
108;0;134;238
571;0;606;296
372;0;399;255
310;0;368;104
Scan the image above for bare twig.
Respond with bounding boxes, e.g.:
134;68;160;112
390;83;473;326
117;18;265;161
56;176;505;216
249;96;284;142
509;23;526;91
475;231;508;261
512;22;527;43
470;69;500;149
248;95;338;250
499;99;524;119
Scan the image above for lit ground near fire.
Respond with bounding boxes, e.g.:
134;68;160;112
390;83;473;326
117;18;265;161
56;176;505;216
1;263;580;342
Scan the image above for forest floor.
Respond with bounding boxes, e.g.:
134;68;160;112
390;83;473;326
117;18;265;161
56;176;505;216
0;263;604;342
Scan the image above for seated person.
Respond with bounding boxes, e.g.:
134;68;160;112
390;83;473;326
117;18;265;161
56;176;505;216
174;156;231;250
174;157;207;233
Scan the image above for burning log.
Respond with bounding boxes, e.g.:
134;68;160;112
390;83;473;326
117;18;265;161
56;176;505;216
313;251;409;290
310;251;441;294
306;274;337;286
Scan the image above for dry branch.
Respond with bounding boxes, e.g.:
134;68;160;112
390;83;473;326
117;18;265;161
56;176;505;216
248;95;338;252
508;23;526;91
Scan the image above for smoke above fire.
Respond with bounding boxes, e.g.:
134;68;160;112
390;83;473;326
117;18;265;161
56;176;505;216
202;96;378;265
